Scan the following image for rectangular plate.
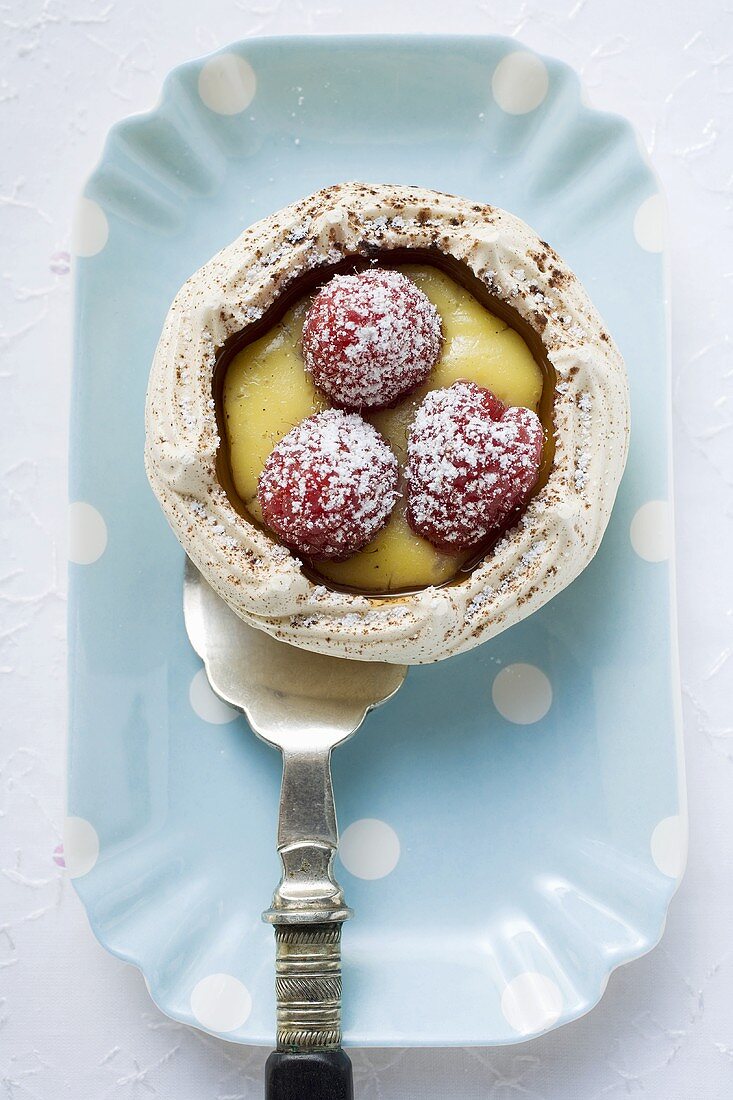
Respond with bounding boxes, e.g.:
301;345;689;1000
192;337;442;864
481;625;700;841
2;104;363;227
68;35;684;1046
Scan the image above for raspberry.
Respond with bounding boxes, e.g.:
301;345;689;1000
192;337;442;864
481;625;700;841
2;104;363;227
301;269;442;410
258;409;399;560
405;382;543;553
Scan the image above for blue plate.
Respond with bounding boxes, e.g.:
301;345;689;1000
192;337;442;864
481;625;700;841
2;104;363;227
68;35;684;1046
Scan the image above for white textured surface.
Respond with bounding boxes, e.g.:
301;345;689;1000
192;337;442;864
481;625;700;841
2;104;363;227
1;1;731;1098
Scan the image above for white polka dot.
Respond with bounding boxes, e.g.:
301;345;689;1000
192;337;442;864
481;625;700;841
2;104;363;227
501;971;563;1035
72;197;108;257
630;500;671;562
189;667;238;724
198;54;256;115
340;818;400;880
63;816;100;878
68;501;108;564
634;194;665;253
492;51;549;115
492;663;552;725
190;973;252;1033
651;815;686;879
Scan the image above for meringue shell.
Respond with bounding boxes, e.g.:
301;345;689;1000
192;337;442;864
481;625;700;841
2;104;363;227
145;182;629;664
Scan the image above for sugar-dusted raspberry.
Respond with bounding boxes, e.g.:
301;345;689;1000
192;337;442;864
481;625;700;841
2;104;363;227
258;409;399;560
301;269;442;410
405;381;543;553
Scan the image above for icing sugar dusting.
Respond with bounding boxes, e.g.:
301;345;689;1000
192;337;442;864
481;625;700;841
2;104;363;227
258;409;398;559
406;381;544;553
575;391;593;491
301;269;442;410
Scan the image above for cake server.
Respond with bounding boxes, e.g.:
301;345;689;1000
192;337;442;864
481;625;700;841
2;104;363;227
183;558;406;1100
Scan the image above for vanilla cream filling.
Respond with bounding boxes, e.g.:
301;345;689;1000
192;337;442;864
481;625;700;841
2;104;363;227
145;183;629;664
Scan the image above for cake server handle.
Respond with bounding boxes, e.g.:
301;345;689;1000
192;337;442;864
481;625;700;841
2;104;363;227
263;746;354;1100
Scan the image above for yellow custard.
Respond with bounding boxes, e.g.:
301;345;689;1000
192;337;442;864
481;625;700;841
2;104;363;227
222;265;544;593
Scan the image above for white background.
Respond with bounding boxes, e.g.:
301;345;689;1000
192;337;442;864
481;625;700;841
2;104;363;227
2;0;732;1097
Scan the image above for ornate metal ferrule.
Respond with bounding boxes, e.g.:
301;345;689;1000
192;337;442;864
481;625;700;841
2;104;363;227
274;923;344;1051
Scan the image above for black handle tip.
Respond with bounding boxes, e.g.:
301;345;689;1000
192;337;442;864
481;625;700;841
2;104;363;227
265;1048;353;1100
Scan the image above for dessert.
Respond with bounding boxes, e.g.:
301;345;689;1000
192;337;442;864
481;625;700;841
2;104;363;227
145;183;629;664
